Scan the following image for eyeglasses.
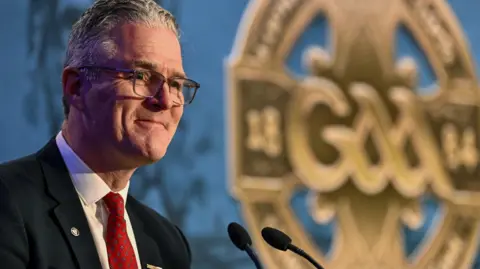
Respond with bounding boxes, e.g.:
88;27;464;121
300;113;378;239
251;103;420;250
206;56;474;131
77;65;200;106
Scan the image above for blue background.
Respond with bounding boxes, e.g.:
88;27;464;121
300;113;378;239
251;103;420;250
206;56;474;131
0;0;479;268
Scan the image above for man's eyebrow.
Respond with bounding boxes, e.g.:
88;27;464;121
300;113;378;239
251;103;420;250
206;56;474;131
171;70;187;79
132;59;157;70
132;59;186;78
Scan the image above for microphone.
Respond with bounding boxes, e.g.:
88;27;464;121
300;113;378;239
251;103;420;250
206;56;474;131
227;222;263;269
261;227;324;269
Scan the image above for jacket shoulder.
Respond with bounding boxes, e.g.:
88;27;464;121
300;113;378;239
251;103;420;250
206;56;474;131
0;153;44;195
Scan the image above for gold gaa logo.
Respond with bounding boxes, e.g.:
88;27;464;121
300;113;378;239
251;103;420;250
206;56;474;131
226;0;480;268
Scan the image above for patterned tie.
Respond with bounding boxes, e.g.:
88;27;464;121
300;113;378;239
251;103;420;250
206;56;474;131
103;192;138;269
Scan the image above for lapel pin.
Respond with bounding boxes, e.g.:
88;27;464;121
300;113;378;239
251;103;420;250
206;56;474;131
70;227;80;237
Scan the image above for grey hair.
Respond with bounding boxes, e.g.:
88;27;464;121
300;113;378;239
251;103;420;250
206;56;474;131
62;0;180;116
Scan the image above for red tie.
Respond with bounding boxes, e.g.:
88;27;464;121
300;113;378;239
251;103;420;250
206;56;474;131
103;192;138;269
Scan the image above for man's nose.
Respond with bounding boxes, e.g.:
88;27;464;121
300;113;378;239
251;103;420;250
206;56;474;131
145;83;174;110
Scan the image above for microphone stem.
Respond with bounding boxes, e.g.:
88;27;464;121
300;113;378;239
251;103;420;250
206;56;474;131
289;245;324;269
245;246;263;269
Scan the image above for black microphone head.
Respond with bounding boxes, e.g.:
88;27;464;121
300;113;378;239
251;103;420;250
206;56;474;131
261;227;292;251
228;222;253;251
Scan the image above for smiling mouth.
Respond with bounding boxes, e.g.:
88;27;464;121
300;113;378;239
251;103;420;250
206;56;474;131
135;119;167;129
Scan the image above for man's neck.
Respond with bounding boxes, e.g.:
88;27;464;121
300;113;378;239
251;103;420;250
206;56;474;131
61;124;136;192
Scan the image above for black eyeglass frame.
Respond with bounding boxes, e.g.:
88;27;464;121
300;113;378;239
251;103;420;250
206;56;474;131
77;65;200;106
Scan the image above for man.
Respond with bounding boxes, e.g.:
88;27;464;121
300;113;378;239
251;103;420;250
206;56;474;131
0;0;200;268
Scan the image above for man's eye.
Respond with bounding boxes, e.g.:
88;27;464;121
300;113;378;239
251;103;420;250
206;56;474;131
170;80;181;89
135;72;149;81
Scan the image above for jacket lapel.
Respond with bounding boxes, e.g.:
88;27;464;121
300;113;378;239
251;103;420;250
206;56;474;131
37;139;103;269
127;201;164;269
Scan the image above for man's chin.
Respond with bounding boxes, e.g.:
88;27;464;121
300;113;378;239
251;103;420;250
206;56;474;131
142;146;168;163
126;150;165;168
145;152;166;163
127;132;169;154
122;141;168;167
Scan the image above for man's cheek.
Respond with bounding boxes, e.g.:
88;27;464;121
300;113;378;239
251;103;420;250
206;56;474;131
96;87;117;106
173;107;184;123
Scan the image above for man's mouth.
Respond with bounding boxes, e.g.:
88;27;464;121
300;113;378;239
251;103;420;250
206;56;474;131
135;119;168;129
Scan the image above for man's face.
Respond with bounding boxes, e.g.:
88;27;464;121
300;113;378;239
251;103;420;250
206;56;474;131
77;23;184;164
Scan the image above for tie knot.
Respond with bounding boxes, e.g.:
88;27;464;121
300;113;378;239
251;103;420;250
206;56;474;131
103;192;125;217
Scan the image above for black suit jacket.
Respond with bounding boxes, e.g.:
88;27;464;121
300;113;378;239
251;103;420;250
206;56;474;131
0;139;191;269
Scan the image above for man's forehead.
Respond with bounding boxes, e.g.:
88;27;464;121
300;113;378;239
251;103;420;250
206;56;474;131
108;23;184;73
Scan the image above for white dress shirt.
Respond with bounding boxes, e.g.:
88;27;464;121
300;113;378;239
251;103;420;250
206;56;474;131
55;132;141;269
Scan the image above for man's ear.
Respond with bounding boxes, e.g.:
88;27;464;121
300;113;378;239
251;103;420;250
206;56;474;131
62;67;90;112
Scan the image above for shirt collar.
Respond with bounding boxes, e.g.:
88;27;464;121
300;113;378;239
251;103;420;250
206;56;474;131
55;131;130;205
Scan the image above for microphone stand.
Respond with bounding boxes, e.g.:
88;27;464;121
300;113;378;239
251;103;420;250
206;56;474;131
245;245;263;269
289;244;323;269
